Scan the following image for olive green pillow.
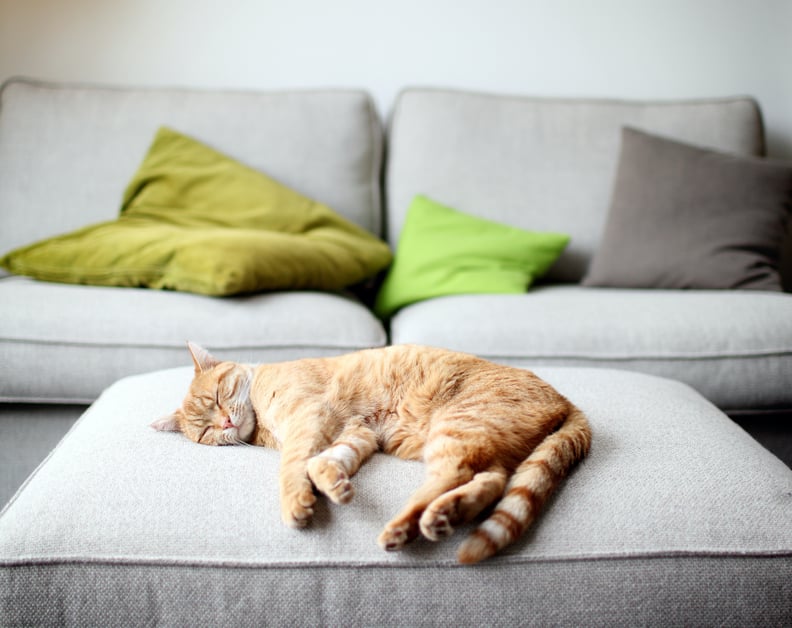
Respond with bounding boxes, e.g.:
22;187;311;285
374;195;570;317
0;127;392;296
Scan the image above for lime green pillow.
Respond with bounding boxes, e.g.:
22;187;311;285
0;127;392;296
374;195;570;317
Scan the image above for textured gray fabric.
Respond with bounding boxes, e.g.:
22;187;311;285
1;366;791;625
0;77;384;259
389;286;792;411
2;559;791;626
386;89;764;282
583;127;792;290
0;276;387;403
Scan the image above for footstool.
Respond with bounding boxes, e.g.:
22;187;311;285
1;366;791;626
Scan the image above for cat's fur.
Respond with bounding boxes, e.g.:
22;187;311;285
152;342;591;564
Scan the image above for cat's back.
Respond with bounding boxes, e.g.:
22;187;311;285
350;344;557;406
414;346;572;418
254;344;565;415
345;344;479;383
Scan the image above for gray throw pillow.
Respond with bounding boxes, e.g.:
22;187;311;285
582;127;792;291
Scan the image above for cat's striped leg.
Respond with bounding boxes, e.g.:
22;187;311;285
306;420;377;505
419;468;508;541
456;405;591;563
377;465;475;551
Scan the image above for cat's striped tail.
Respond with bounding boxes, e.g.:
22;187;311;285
457;404;591;564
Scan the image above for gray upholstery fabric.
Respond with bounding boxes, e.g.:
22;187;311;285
389;286;792;411
583;127;792;290
0;78;384;258
3;559;790;626
0;277;386;403
1;366;791;625
386;89;764;282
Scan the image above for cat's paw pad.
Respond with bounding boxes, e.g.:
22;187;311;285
378;524;412;552
307;457;354;505
282;490;316;528
420;509;455;541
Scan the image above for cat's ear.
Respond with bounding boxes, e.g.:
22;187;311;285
187;341;220;374
151;411;183;432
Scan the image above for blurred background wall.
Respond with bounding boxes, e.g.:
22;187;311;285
1;0;790;157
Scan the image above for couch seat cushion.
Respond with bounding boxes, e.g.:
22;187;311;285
0;276;386;403
1;366;790;625
389;285;792;411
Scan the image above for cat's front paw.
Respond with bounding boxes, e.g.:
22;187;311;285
282;487;317;528
307;456;354;505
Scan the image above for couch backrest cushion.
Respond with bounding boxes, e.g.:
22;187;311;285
0;78;383;258
386;89;765;282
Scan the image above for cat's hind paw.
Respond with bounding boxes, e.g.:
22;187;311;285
377;521;418;552
419;508;455;541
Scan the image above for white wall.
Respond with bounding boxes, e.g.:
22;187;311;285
1;0;790;157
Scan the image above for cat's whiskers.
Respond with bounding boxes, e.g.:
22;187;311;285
223;431;253;447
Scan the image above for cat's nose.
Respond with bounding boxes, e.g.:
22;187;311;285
222;416;235;430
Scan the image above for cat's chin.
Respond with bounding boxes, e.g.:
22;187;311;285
229;421;255;444
217;428;242;445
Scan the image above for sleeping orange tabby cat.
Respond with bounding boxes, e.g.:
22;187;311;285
152;342;591;564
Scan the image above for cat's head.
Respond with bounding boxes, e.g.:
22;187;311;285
151;342;256;446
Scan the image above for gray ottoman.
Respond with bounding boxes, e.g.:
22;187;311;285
1;366;791;626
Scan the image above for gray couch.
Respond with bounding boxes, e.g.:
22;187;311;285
1;78;791;625
384;89;792;463
2;79;790;490
0;78;391;500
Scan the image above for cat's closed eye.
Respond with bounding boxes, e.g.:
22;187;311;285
197;425;212;444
